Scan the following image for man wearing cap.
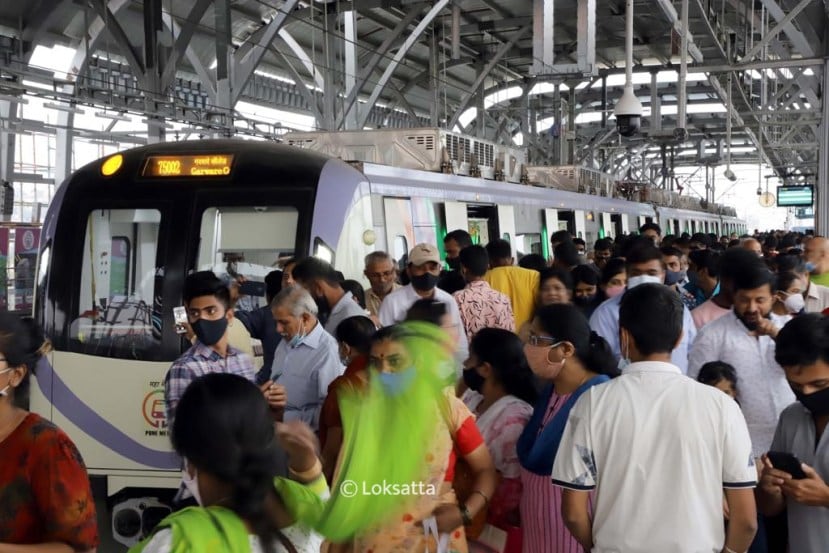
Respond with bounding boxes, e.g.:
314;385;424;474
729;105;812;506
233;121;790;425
378;243;469;357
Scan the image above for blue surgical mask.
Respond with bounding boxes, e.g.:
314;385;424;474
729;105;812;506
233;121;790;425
805;261;817;273
378;366;417;396
289;322;306;348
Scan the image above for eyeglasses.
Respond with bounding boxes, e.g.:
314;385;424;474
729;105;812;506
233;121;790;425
527;334;561;347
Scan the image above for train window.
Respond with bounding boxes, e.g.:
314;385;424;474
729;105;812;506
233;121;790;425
393;235;408;263
71;209;163;360
196;206;298;310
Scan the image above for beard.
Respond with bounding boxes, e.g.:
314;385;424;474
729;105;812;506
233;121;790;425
736;310;771;331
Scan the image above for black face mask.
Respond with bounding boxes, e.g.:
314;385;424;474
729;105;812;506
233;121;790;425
574;295;596;307
411;272;439;292
192;317;228;346
794;386;829;417
446;257;461;271
463;366;485;392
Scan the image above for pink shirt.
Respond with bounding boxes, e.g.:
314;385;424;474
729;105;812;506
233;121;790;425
691;298;730;330
520;391;584;553
454;280;515;341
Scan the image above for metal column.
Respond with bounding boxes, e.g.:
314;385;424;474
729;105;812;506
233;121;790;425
343;10;359;130
817;59;829;234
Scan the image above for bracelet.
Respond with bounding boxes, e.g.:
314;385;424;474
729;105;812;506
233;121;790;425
288;458;322;480
723;547;742;553
470;490;490;506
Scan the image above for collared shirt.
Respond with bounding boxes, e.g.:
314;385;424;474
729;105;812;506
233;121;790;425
770;402;829;553
552;361;756;553
483;266;540;329
269;321;343;431
377;283;469;365
164;341;256;423
688;310;795;457
324;292;368;337
588;289;697;374
365;283;401;317
453;280;515;341
691;297;731;330
805;282;829;313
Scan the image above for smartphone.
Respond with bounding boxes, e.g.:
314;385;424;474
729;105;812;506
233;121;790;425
767;451;807;479
239;280;266;297
173;306;188;335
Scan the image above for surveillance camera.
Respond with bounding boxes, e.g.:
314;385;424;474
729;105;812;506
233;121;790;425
614;86;643;138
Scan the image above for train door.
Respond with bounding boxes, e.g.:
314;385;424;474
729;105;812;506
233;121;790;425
497;205;518;254
600;213;613;239
466;204;499;246
383;197;416;263
611;214;624;237
517;205;544;258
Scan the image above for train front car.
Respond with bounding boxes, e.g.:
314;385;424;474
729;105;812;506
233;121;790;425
31;139;367;547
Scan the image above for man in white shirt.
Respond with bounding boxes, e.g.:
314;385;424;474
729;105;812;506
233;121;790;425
379;243;468;360
589;241;696;373
553;283;758;553
291;257;366;336
689;265;795;458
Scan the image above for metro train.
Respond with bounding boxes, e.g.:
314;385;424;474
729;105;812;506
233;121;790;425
31;138;745;545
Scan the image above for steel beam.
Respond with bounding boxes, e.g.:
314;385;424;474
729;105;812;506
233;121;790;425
343;10;359;130
743;0;812;61
89;0;146;86
337;7;421;129
356;0;450;129
231;0;300;105
531;0;555;75
159;0;212;91
277;31;325;92
448;26;530;129
214;0;232;113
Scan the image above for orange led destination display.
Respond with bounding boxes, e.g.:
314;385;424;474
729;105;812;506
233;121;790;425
142;155;235;177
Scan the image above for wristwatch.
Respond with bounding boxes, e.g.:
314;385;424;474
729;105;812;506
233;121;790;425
460;504;472;526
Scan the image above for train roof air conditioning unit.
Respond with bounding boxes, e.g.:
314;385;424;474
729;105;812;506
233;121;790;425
283;127;526;183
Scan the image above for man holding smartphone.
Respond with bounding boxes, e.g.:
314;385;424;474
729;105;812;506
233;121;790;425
759;314;829;553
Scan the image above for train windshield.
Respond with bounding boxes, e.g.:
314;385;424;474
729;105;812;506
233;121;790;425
196;205;298;309
71;208;164;360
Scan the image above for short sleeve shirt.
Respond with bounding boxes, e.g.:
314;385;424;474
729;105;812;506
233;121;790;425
552;361;756;553
770;402;829;553
0;413;99;549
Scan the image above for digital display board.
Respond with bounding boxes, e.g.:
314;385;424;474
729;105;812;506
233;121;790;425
141;155;234;177
777;185;814;207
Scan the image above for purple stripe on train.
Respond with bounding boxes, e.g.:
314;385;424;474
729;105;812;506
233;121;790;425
36;357;180;470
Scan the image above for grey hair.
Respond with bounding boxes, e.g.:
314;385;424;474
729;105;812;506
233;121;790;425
364;251;393;267
271;286;318;317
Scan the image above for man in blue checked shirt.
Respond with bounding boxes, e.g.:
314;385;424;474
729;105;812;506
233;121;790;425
164;271;257;425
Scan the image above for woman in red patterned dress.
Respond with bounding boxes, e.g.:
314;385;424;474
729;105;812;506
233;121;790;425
0;314;98;552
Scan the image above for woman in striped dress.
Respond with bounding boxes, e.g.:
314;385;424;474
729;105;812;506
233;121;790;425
517;304;619;553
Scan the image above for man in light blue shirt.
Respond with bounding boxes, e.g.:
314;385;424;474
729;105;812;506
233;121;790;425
590;242;697;374
268;286;343;430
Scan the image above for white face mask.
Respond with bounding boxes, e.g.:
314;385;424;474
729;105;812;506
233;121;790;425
783;292;806;314
0;368;12;397
181;459;203;506
627;274;663;289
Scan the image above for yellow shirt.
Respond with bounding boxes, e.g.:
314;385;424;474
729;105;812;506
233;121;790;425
483;266;540;329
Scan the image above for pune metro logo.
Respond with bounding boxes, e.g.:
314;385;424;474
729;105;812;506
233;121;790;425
142;389;167;430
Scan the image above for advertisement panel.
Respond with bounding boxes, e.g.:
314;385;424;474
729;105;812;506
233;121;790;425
14;226;40;311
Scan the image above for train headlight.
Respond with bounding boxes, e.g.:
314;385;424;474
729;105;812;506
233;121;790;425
362;229;376;246
101;154;124;177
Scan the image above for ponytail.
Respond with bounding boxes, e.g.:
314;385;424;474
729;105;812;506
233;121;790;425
584;331;620;378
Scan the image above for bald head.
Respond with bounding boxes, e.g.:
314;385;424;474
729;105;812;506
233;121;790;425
804;236;829;274
741;238;763;257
